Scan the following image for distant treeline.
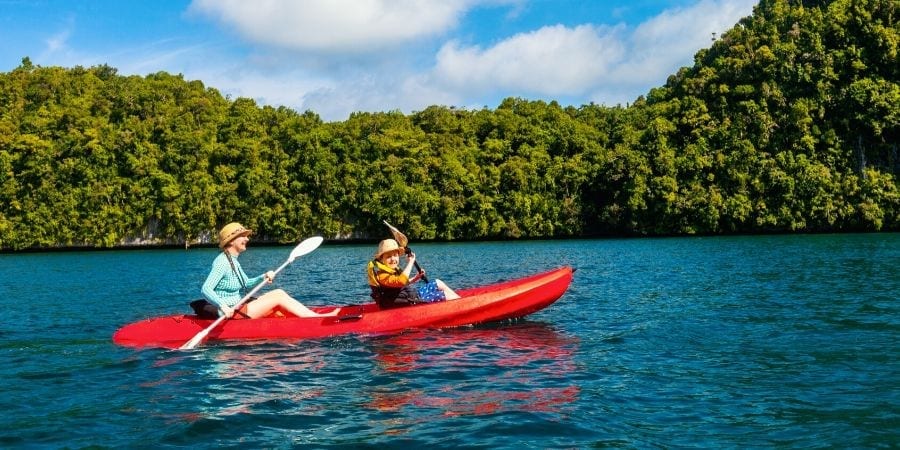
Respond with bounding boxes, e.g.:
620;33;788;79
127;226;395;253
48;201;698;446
0;0;897;250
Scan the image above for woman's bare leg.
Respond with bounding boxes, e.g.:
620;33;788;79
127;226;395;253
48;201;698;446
435;279;460;300
245;289;339;318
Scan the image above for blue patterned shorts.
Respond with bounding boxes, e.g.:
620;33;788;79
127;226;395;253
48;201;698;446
416;281;446;302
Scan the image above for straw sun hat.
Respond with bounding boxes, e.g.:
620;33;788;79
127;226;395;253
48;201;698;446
374;239;405;259
218;222;252;248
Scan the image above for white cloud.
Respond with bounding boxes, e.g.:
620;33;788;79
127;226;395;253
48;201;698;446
606;0;757;86
196;66;334;108
39;19;76;62
431;24;626;96
182;0;756;119
189;0;475;53
44;29;70;53
429;0;757;106
117;42;210;75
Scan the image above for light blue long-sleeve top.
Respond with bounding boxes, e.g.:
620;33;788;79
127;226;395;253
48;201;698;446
201;252;265;311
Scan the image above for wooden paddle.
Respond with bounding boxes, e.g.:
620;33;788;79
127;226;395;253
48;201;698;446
179;236;325;350
383;220;428;283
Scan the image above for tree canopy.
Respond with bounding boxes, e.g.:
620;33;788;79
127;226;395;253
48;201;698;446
0;0;897;250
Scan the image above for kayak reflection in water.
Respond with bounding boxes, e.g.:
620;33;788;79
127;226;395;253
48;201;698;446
201;222;339;319
366;325;579;416
367;238;460;309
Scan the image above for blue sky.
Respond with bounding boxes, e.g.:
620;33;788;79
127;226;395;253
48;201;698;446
1;0;757;122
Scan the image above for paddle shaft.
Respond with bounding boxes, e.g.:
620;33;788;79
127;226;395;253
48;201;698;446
230;256;294;312
383;220;428;283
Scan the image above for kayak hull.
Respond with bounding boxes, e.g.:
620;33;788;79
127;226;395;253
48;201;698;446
113;266;574;348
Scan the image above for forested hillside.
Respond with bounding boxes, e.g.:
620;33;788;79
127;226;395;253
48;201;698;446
0;0;897;250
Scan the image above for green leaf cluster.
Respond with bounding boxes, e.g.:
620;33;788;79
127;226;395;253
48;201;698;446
0;0;897;250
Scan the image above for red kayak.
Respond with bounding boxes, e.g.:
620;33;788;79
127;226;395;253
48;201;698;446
113;266;574;348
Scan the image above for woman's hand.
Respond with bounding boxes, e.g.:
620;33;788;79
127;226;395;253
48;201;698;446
410;269;426;283
221;305;235;319
264;270;276;283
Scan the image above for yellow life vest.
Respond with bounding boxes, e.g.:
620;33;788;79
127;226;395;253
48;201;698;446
367;259;408;287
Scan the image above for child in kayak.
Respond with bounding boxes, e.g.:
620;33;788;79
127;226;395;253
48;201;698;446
366;238;460;309
202;222;339;319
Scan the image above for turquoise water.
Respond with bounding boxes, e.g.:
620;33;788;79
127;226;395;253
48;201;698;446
1;234;898;448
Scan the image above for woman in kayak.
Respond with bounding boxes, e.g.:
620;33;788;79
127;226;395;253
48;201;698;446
202;222;339;319
367;238;460;309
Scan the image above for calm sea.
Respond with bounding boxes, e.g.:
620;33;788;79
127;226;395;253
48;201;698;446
1;234;897;448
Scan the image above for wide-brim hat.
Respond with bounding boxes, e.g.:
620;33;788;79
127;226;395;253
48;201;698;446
374;238;404;259
218;222;252;248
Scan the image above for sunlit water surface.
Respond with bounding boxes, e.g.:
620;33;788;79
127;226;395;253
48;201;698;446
1;234;897;448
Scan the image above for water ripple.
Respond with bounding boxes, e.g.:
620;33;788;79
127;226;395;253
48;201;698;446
0;234;898;447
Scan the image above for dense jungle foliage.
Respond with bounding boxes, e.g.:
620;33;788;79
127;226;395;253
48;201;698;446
0;0;897;250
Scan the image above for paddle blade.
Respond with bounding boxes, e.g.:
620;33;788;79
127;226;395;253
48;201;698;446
288;236;324;262
382;220;408;247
